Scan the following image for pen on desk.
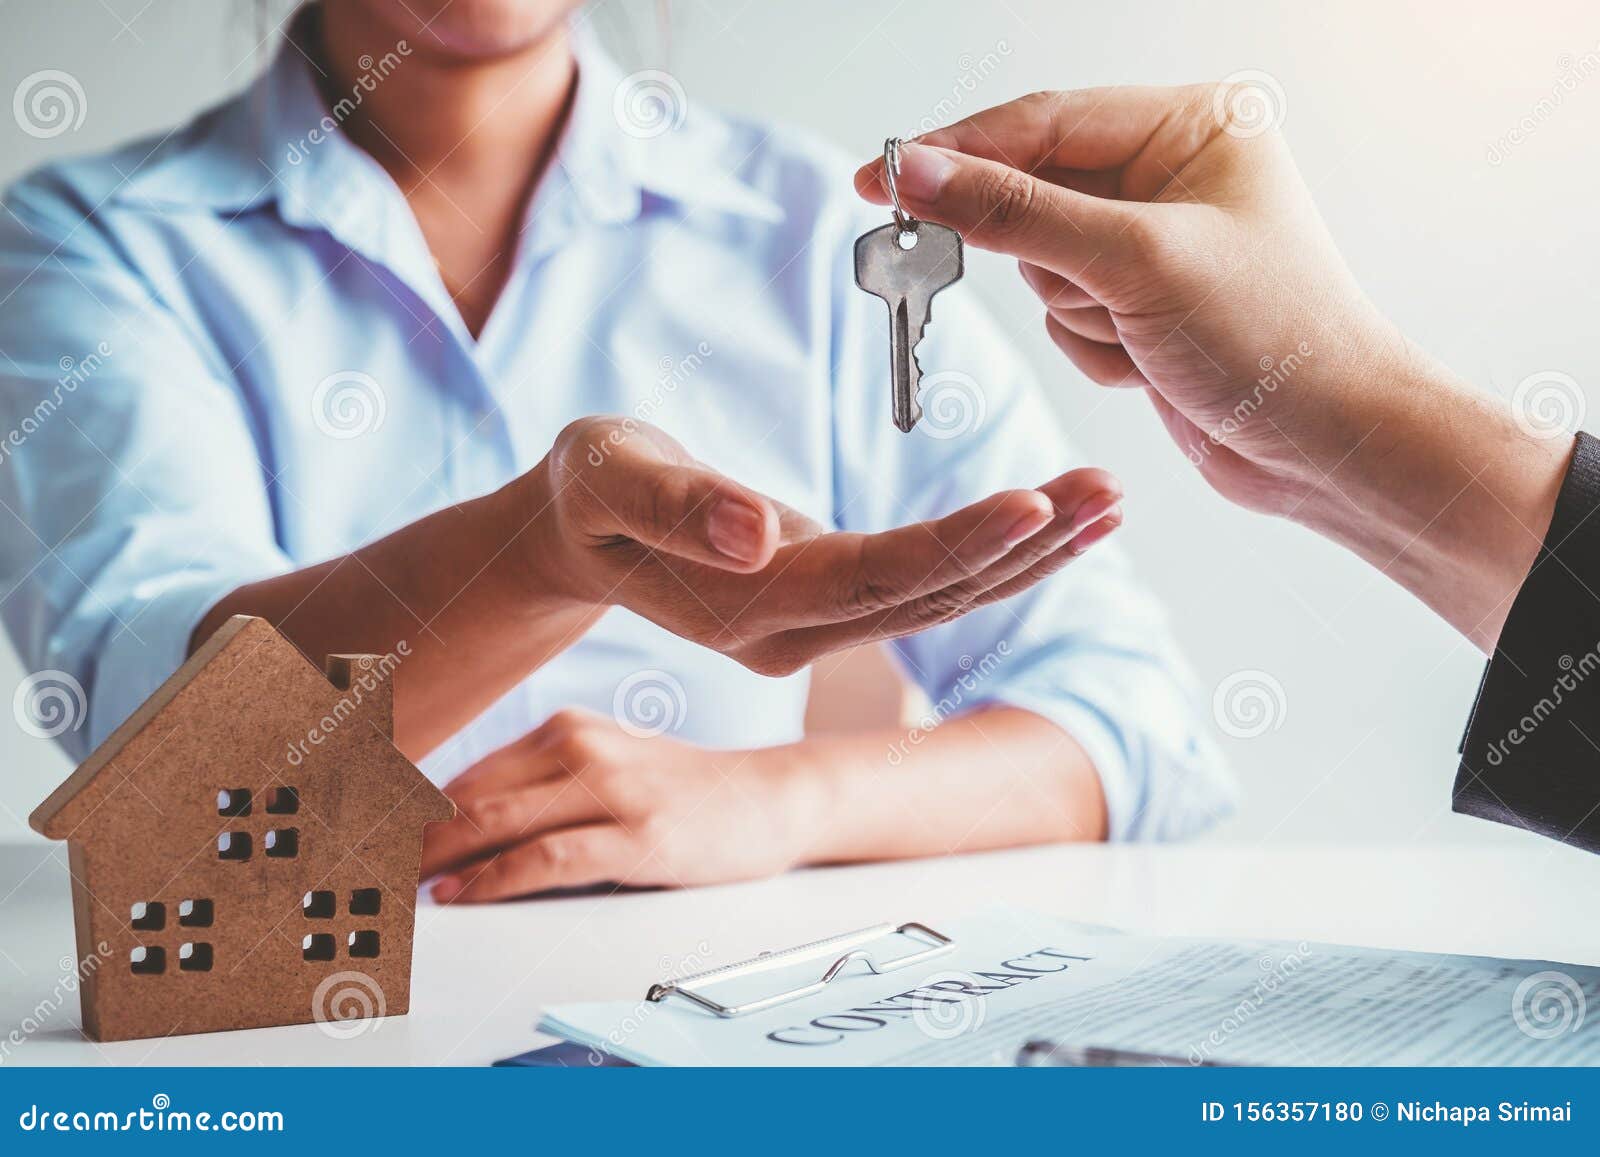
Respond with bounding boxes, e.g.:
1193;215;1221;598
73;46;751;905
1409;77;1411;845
1016;1040;1237;1068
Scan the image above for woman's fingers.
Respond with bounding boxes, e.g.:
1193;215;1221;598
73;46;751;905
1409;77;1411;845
433;823;638;903
864;472;1121;632
826;505;1122;650
1044;314;1150;388
965;508;1124;610
775;470;1121;656
435;728;561;799
423;778;607;880
753;487;1055;627
554;418;783;573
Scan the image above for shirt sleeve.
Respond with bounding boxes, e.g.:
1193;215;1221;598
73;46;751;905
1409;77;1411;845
824;208;1236;841
1454;431;1600;852
0;174;293;759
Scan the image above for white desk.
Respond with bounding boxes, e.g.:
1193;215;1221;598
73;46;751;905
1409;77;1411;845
3;838;1597;1066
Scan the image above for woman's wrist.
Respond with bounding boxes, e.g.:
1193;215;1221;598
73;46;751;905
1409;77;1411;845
745;740;840;868
492;461;599;615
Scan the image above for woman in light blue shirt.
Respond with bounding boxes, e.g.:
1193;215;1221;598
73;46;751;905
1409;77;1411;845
0;1;1233;899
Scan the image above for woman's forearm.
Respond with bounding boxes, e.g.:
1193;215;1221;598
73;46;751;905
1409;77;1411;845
774;705;1108;863
193;475;597;762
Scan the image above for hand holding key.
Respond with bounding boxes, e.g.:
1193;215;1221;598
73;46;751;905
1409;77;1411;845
522;416;1123;677
853;90;1386;517
855;85;1573;651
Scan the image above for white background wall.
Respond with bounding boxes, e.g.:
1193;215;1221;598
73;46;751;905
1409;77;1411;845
2;0;1597;846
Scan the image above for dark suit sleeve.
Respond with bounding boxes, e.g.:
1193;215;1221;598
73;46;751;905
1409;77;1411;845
1454;431;1600;851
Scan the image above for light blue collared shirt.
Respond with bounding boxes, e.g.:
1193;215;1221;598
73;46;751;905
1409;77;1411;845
0;30;1233;839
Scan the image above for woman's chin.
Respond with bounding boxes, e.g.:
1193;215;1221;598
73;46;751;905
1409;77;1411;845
343;0;580;61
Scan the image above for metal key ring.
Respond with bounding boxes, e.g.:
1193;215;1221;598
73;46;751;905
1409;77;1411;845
883;137;918;235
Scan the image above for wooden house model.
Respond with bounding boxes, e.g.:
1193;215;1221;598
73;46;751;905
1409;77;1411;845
28;615;454;1042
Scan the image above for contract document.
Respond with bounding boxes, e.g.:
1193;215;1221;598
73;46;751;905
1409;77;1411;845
538;910;1600;1066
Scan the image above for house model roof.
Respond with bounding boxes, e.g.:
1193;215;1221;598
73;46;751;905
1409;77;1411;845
30;615;450;841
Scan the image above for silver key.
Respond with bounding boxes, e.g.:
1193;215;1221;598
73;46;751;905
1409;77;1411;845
855;221;964;432
854;137;964;433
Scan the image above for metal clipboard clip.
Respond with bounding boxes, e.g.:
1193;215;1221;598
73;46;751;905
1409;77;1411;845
644;921;954;1019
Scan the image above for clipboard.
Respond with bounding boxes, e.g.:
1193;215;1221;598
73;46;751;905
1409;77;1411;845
644;921;954;1018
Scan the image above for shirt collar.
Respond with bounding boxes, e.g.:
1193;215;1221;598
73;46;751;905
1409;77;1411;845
557;21;784;225
112;9;783;229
